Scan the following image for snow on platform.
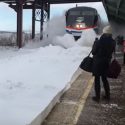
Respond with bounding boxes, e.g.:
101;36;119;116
0;45;91;125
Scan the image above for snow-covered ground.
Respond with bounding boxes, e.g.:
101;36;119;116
0;30;97;125
0;45;91;125
0;33;97;125
0;3;106;125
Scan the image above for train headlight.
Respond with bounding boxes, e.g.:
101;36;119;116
76;24;80;28
79;24;83;28
76;24;85;29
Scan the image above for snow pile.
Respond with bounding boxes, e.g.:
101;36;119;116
0;45;91;125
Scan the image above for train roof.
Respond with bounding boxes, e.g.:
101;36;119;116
67;6;97;12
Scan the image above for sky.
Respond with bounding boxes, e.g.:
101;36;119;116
0;2;108;32
0;7;99;124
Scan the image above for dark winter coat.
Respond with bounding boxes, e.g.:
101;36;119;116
92;34;116;76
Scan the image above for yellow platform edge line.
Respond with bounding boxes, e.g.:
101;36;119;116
73;77;94;125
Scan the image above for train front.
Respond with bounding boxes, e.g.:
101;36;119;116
65;7;99;40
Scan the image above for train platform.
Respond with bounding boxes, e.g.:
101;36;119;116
42;53;125;125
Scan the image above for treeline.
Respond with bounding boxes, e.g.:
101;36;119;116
0;32;32;46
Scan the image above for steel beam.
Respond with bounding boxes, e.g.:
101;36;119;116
40;0;44;40
46;2;50;20
17;0;23;48
32;3;35;39
44;0;101;4
116;0;122;16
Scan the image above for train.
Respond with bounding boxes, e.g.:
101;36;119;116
65;6;100;40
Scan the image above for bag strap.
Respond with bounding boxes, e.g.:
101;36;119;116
88;50;92;57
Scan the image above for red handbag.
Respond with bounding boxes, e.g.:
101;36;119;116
107;59;121;78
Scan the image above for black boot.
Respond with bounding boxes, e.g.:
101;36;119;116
102;95;110;101
92;96;100;103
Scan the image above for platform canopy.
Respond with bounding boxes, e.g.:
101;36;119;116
0;0;125;22
0;0;101;10
0;0;125;23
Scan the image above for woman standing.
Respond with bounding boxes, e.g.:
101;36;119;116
91;25;116;102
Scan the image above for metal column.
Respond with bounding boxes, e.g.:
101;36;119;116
17;0;23;48
40;0;44;40
47;2;50;20
32;3;35;39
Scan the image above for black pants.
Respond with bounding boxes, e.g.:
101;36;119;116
123;52;125;64
94;75;110;99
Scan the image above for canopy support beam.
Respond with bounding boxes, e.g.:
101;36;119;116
17;0;23;48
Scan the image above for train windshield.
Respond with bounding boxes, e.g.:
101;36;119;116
66;9;98;27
